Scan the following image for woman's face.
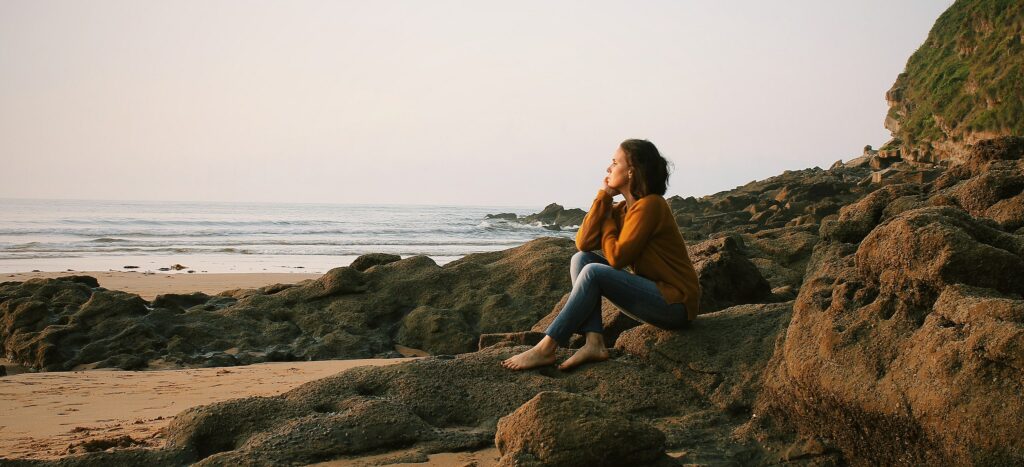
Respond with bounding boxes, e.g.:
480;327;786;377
606;148;632;192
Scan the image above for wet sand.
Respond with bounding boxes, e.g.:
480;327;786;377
2;270;323;301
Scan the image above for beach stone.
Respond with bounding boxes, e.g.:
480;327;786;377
494;391;668;467
349;252;401;272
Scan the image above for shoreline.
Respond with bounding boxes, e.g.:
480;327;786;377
2;270;325;301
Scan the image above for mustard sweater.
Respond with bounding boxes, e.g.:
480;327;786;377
575;189;701;321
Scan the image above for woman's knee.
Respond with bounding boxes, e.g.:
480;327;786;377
577;262;612;285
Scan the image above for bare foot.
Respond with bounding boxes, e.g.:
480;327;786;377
501;346;556;371
557;344;609;371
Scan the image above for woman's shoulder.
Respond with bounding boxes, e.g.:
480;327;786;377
632;194;669;211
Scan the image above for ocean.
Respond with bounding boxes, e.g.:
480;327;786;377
0;198;577;274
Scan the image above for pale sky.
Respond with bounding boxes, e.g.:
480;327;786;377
0;0;954;209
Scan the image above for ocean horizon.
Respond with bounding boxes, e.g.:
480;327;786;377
0;197;577;274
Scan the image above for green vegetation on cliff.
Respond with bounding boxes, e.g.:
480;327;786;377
886;0;1023;159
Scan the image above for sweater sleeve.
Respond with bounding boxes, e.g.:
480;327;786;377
575;189;614;252
601;198;659;269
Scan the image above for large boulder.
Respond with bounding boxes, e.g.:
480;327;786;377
494;391;668;466
757;203;1024;465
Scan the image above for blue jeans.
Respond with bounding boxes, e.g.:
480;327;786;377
544;250;690;347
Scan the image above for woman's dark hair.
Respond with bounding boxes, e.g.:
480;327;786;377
620;138;672;199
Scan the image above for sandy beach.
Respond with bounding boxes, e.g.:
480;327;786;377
2;270;324;301
0;271;425;462
0;358;419;460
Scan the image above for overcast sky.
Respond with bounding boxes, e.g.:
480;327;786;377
0;0;954;209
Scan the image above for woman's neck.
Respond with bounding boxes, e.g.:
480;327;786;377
622;190;639;209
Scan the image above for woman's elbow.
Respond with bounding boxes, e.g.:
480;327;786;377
605;256;625;269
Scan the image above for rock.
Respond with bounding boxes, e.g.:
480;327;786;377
616;302;793;414
151;292;212;311
0;365;6;377
856;206;1024;306
478;331;546;350
822;184;924;243
520;203;587;229
494;391;668;467
97;347;696;466
349;253;401;272
310;266;368;298
758;202;1024;465
485;212;518;221
961;136;1024;174
689;235;772;313
395;306;477;355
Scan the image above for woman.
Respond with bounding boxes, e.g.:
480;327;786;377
502;139;701;371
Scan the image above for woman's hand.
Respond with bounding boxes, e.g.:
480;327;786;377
602;176;620;197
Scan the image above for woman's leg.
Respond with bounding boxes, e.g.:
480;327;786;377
501;251;606;371
555;263;690;370
567;251;609;336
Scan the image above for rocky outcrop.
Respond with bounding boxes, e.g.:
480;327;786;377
486;202;586;231
756;144;1024;464
0;239;575;371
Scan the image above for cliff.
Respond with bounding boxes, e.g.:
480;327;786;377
883;0;1023;164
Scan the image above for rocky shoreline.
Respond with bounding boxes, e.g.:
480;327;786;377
3;0;1024;462
1;136;1020;465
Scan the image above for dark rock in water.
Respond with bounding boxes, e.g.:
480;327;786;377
494;391;668;466
485;203;585;230
122;265;139;269
519;203;587;230
157;268;170;271
349;252;401;272
485;212;517;221
689;235;772;313
478;331;546;350
0;365;6;377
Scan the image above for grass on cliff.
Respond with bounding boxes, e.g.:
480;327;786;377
895;0;1023;146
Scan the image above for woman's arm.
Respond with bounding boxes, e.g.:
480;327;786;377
600;198;659;269
575;189;614;251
